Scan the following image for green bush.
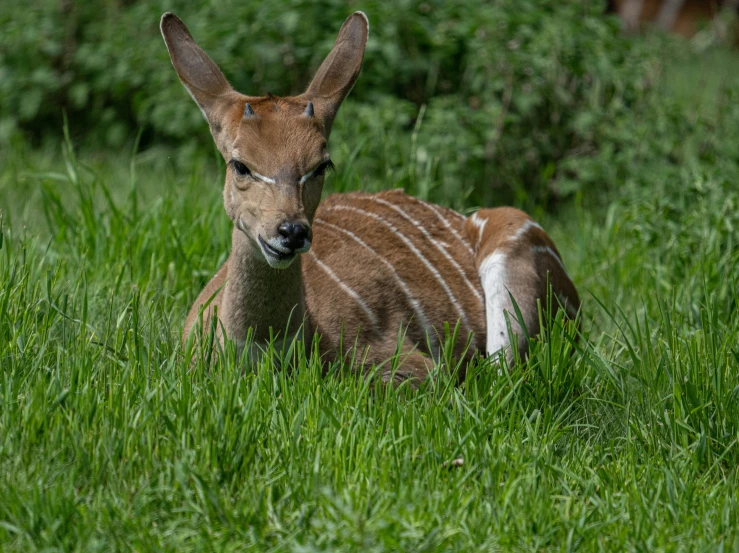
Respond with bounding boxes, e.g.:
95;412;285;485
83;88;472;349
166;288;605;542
3;0;739;208
1;0;674;205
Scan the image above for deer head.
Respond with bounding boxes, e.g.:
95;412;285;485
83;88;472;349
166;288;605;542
161;12;368;268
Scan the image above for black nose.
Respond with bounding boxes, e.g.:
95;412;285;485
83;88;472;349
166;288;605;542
278;221;311;250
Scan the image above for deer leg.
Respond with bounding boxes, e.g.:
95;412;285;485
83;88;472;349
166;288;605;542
465;207;580;365
360;340;434;388
479;253;539;363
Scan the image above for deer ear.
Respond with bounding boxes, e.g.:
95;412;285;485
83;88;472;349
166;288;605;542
304;12;369;135
161;12;234;124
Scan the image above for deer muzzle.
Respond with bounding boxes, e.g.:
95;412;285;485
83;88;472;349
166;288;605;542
257;219;312;269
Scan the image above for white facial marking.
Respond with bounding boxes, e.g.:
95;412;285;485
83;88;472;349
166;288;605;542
252;171;276;185
299;159;331;185
315;218;438;357
257;236;296;269
308;251;380;334
326;204;473;336
265;237;291;254
264;234;310;255
299;168;317;185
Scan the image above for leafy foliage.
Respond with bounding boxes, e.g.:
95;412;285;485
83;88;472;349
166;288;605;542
3;0;718;207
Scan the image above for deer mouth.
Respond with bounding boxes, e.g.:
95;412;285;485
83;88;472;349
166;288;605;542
258;235;297;268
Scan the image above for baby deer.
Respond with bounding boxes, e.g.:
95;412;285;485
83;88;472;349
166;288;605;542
161;11;580;382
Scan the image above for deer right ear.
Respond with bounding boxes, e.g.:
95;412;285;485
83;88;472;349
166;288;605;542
304;11;369;136
160;13;235;128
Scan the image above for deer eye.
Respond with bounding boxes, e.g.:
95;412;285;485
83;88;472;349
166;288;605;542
231;160;251;177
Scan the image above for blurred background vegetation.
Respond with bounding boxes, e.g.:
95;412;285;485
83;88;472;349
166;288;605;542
2;0;738;210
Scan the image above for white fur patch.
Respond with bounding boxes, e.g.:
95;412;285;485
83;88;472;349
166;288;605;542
299;167;317;184
478;251;512;356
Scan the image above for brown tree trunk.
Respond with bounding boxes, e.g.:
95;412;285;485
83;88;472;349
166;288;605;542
621;0;646;32
656;0;687;31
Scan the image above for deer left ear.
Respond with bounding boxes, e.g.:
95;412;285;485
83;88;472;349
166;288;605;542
303;11;369;136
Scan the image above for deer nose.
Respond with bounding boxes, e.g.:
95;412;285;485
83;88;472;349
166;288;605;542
278;220;311;251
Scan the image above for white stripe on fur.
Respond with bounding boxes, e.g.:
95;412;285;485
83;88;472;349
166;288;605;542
511;219;543;241
412;199;474;256
299;169;317;184
252;171;276;185
469;213;488;249
365;196;483;303
315;218;438;356
326;204;473;335
309;251;380;334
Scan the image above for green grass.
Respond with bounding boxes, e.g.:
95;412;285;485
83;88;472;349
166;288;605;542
1;99;739;551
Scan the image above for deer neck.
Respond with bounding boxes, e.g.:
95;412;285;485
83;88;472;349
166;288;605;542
221;227;307;348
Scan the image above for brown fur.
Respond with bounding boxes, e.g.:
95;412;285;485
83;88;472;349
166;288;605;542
306;191;487;365
465;208;580;361
163;12;580;384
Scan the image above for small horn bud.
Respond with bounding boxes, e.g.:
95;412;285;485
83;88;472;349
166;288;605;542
243;103;255;118
303;101;314;117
